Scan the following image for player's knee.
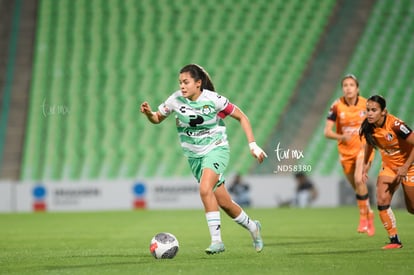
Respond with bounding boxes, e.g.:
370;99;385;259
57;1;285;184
376;194;390;206
199;185;213;198
354;176;364;187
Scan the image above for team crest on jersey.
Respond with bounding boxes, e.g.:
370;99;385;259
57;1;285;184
201;105;214;115
359;110;366;117
385;133;393;141
340;112;345;119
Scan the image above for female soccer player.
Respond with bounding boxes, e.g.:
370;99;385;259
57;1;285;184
324;74;375;236
140;64;267;254
360;95;414;249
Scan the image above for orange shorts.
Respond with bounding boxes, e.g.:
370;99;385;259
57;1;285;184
379;164;414;187
340;149;374;175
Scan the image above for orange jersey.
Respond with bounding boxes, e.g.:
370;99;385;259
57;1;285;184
327;96;367;158
372;114;413;168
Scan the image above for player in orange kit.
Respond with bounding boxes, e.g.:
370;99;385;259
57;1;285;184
324;74;375;236
360;95;414;249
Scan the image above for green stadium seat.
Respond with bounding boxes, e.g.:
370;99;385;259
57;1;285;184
22;0;336;180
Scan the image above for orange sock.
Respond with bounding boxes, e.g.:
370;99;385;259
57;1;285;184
379;208;398;237
357;198;370;218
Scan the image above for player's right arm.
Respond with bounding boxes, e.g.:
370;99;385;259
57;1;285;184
140;101;166;124
323;102;350;142
324;120;340;140
362;143;374;184
324;119;351;142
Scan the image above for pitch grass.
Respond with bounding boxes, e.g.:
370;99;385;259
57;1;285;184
0;207;413;275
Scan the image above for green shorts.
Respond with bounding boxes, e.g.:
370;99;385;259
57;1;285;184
188;146;230;190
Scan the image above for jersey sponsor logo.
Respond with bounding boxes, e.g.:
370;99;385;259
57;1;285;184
179;106;193;113
189;115;204;127
185;129;210;137
383;148;400;155
341;126;360;135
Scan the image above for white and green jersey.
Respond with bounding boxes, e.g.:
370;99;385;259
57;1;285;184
158;89;235;158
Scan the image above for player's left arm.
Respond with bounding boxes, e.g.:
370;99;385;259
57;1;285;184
394;121;414;182
399;133;414;172
229;106;267;163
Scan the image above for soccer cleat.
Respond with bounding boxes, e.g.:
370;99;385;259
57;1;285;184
382;243;403;249
252;220;263;252
366;211;375;236
357;218;368;233
382;235;403;250
205;242;225;254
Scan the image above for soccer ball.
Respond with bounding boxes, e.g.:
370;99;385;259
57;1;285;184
149;232;179;259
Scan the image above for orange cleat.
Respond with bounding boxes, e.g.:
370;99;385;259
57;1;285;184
382;243;403;249
357;218;368;233
382;235;402;249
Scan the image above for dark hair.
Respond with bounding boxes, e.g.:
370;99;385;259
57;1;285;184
294;172;306;178
359;95;387;148
179;64;215;91
341;74;359;87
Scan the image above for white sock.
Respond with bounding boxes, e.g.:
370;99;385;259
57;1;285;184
206;211;222;244
233;210;257;233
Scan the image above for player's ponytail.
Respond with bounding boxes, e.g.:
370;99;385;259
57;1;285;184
180;64;215;91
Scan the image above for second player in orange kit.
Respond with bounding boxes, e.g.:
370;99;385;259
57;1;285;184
324;74;375;236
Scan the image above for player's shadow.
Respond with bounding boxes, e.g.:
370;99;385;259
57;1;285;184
43;261;138;271
289;249;376;256
264;235;356;247
42;253;155;271
264;235;378;255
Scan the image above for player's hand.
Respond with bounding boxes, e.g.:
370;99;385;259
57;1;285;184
339;133;352;143
249;142;267;163
362;169;369;184
394;165;409;184
361;162;371;184
140;102;153;116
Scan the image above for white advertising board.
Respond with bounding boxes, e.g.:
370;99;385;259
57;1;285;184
0;175;340;213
